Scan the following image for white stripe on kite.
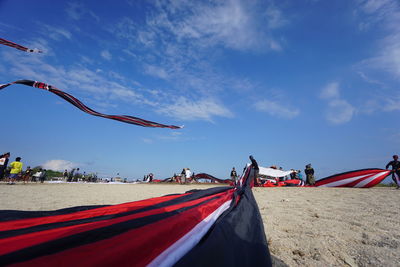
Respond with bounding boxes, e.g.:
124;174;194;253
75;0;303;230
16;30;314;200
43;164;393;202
317;173;371;187
148;200;232;267
354;172;388;187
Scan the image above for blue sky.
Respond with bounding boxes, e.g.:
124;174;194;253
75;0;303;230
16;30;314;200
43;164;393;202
0;0;399;181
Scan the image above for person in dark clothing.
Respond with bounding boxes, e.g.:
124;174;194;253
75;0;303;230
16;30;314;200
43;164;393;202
63;169;68;181
305;164;315;185
40;169;47;183
230;167;237;185
68;169;75;182
0;152;10;180
386;155;400;189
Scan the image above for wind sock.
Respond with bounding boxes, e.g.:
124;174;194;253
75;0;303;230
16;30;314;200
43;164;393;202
315;168;391;188
0;158;271;266
0;38;42;53
0;80;182;129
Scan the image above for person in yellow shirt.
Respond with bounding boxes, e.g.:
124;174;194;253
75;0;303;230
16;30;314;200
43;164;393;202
8;157;23;185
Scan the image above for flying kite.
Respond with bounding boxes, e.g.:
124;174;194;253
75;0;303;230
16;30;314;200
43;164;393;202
0;80;182;129
0;38;42;53
0;157;272;266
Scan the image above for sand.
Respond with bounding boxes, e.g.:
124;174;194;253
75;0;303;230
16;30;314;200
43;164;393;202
1;183;399;266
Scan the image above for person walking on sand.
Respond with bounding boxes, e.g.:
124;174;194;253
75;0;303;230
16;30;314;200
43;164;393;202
8;157;23;185
0;152;10;181
305;164;315;185
386;155;400;189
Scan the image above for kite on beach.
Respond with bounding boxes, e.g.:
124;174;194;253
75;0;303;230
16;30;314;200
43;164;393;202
0;157;271;266
0;38;42;53
0;80;182;129
255;168;391;188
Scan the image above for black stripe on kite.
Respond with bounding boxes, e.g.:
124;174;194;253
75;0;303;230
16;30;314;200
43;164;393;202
175;168;272;267
0;187;231;239
0;38;42;53
0;196;220;265
0;80;182;129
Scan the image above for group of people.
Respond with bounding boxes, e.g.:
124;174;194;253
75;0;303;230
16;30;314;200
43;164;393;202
62;168;98;182
0;152;47;184
171;168;193;184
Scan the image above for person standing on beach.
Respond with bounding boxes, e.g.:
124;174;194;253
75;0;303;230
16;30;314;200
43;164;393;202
230;167;237;185
68;169;75;182
305;164;315;185
8;157;23;184
0;152;10;181
386;155;400;189
22;166;32;184
40;169;47;183
181;168;186;184
73;168;80;182
63;169;68;181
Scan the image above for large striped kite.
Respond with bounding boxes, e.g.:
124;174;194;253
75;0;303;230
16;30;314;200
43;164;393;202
0;158;271;266
256;168;391;188
0;80;182;129
0;38;42;53
314;168;391;188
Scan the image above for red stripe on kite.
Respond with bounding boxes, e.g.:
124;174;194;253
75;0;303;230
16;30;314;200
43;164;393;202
16;191;233;267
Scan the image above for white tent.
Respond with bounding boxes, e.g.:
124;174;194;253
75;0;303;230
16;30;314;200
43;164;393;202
258;166;294;178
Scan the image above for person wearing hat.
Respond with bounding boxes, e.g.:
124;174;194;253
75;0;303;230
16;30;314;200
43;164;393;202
8;157;23;185
386;155;400;189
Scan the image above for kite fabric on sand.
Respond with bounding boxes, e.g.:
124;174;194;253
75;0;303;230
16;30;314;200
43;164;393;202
0;38;42;53
0;80;182;129
0;158;272;267
256;168;391;188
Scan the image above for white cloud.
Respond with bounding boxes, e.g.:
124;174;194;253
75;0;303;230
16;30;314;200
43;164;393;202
42;160;79;171
320;82;355;124
158;97;233;121
357;0;400;79
144;64;169;79
254;99;299;119
41;24;72;40
141;0;287;52
320;82;340;99
66;2;99;22
101;50;112;60
325;99;356;124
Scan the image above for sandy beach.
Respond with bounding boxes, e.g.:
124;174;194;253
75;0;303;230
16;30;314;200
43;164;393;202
1;183;399;266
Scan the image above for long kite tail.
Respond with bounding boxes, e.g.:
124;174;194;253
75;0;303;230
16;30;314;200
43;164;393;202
0;38;42;53
0;80;182;129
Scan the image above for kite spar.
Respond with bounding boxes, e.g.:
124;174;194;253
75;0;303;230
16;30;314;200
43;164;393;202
0;80;182;129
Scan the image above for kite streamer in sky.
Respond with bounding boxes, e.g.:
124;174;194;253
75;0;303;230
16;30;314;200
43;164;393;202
0;158;271;266
0;38;42;53
0;80;182;129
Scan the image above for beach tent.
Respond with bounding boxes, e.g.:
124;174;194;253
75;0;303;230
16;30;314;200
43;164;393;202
0;157;272;266
258;166;294;178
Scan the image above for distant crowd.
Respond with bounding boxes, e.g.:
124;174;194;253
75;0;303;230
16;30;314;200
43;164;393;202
0;152;98;184
230;164;316;186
